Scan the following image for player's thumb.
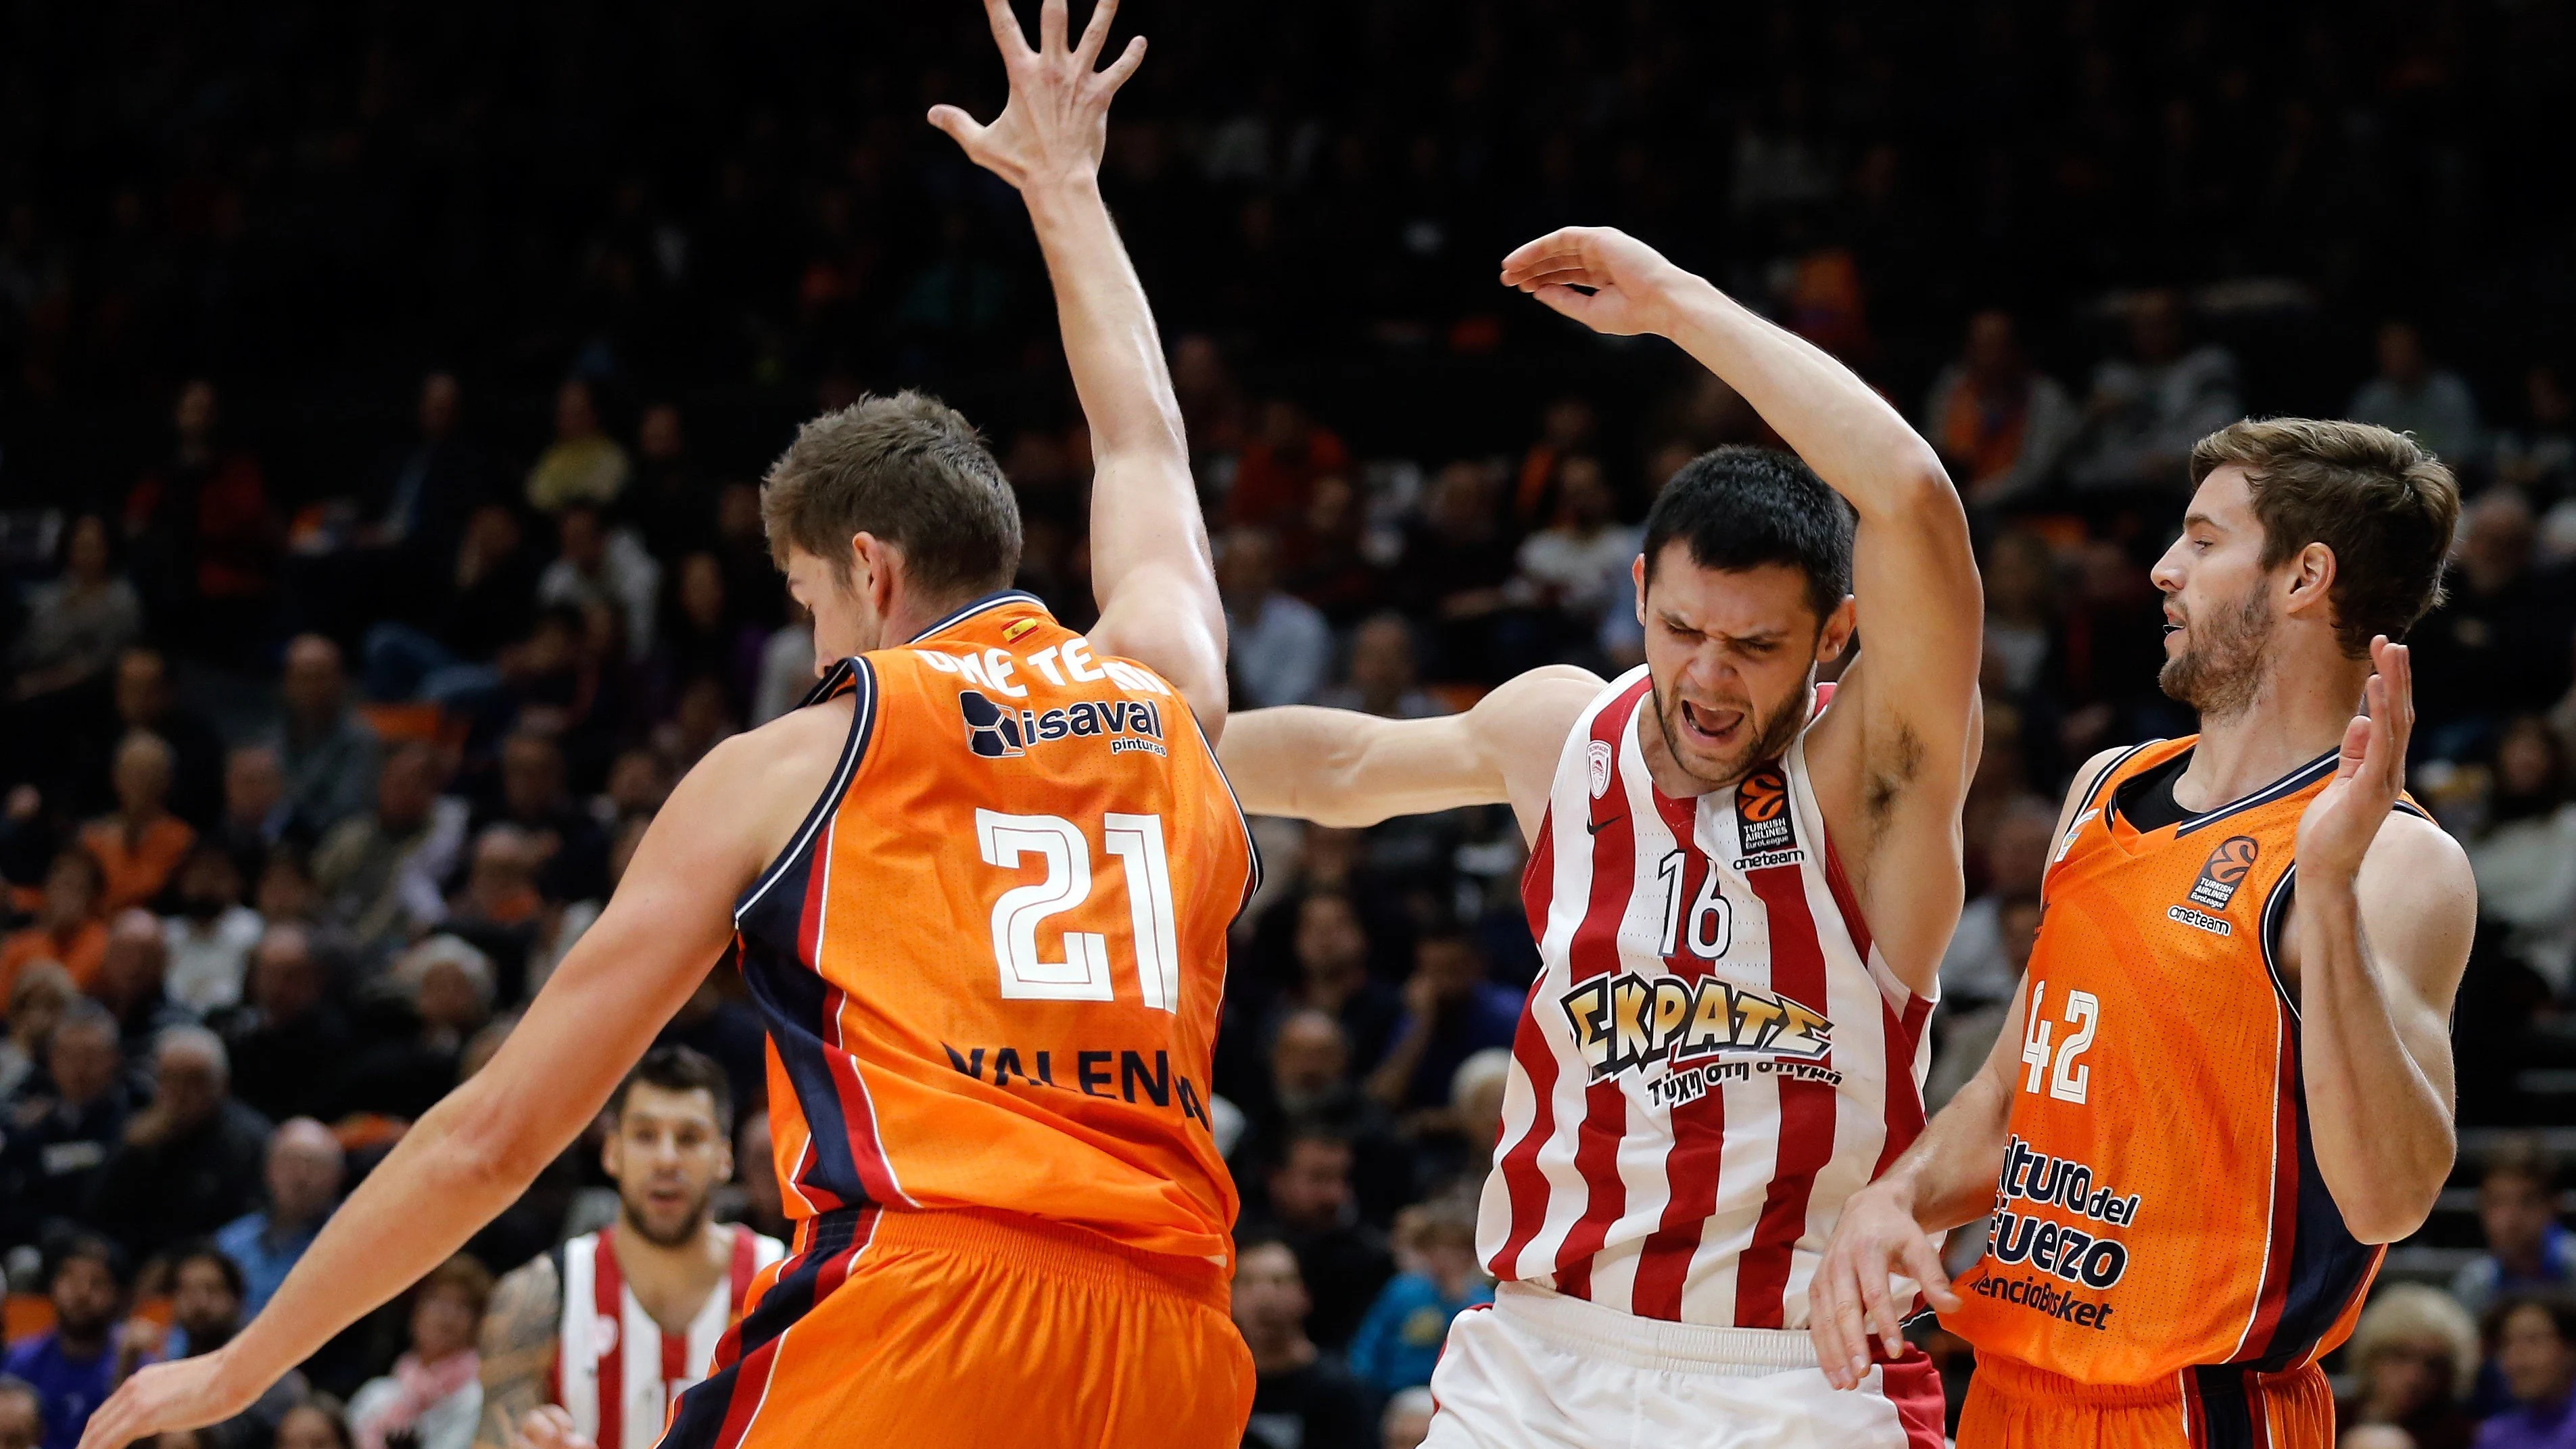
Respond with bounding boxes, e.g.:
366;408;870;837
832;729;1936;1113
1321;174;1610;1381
925;105;982;146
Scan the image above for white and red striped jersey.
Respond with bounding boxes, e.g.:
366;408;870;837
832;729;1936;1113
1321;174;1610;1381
1479;666;1935;1329
548;1225;786;1449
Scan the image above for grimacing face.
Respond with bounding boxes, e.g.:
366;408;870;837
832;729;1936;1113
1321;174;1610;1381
1633;544;1853;791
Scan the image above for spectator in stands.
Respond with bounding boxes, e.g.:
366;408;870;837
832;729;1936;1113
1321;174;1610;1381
223;925;352;1125
2416;492;2576;761
1234;1236;1374;1449
733;1111;790;1241
312;742;463;959
537;503;660;661
0;1002;130;1250
2467;718;2576;993
344;1255;490;1449
1243;1007;1409;1224
3;1236;156;1449
1229;398;1352;531
1247;1122;1395;1353
161;845;261;1016
88;1024;269;1258
2065;289;2241;494
1941;796;2059;1009
8;515;140;705
2338;1284;2479;1449
1509;455;1640;663
1379;1387;1435;1449
475;730;609;906
1347;1199;1494;1396
1390;462;1515;682
80;732;193;915
214;746;295;867
437;504;542;665
628;402;706;563
2454;1138;2576;1316
1;849;108;995
2479;1295;2576;1448
655;552;761;721
359;372;496;589
214;1117;345;1316
524;378;630;515
270;1403;351;1449
439;826;543;1003
1278;893;1404;1072
1980;530;2065;707
1317;615;1445;720
0;1376;40;1449
655;974;767;1129
0;961;74;1099
106;650;222;831
157;1241;305;1449
1923;309;2078;509
269;636;382;836
1513;396;1598;529
90;909;193;1055
2497;365;2574;506
122;379;276;658
1222;527;1333;709
340;935;490;1120
2351;321;2484;471
1365;926;1519;1116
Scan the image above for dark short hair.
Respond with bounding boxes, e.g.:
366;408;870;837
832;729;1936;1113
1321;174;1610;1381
1642;446;1855;624
1272;1117;1354;1170
416;1254;494;1319
614;1044;734;1131
43;1232;129;1292
761;391;1022;602
2187;418;2460;659
167;1239;247;1299
2487;1293;2576;1350
2483;1133;2556;1191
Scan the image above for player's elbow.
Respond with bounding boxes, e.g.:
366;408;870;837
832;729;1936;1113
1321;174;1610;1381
2335;1152;2452;1245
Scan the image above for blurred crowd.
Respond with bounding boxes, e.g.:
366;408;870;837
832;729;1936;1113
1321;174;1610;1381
4;1;2576;1448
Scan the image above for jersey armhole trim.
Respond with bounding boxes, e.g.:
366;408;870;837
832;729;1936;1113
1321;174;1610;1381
2259;865;2299;1021
733;656;880;925
1185;707;1265;918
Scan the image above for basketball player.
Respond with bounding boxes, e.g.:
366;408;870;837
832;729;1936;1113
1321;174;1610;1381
1811;419;2472;1447
471;1047;785;1449
1220;225;1981;1446
78;5;1258;1448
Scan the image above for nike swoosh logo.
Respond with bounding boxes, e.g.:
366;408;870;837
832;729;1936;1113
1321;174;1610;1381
1588;815;1624;836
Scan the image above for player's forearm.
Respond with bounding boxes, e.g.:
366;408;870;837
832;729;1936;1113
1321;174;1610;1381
1878;1069;2013;1234
2295;877;2453;1243
1218;708;1504;828
1651;274;1951;522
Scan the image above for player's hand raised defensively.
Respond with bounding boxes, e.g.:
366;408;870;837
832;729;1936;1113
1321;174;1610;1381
2296;636;2414;886
1498;226;1692;338
928;0;1144;193
1807;1180;1962;1392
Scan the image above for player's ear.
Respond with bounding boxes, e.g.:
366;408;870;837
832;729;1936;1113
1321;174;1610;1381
2283;540;2337;620
1631;553;1648;627
1815;596;1858;663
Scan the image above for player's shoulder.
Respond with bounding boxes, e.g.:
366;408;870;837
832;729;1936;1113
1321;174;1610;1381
1469;664;1606;757
2358;805;2475;902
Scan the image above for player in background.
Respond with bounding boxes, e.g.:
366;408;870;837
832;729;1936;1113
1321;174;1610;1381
471;1048;784;1449
1811;419;2472;1447
1220;225;1981;1447
78;2;1254;1446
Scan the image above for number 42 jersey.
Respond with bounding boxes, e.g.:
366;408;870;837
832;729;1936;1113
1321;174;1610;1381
730;591;1256;1268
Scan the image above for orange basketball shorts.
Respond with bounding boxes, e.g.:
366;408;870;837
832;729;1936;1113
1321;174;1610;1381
1958;1352;2335;1448
660;1205;1252;1449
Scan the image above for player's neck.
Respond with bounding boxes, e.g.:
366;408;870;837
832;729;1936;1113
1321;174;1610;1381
2179;649;2370;811
613;1214;728;1281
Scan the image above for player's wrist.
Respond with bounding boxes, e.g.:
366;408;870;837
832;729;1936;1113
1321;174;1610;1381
1019;171;1105;214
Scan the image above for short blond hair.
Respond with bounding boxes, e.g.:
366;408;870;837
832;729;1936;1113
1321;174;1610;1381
2348;1283;2478;1401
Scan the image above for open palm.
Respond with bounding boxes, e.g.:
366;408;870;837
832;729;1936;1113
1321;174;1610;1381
2295;636;2414;883
1498;226;1684;337
928;0;1145;193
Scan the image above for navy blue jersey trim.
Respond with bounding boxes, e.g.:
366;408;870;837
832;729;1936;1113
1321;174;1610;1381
2260;866;2300;1021
2249;1045;2379;1371
736;657;878;924
2172;749;2339;837
905;589;1047;644
2190;1365;2256;1448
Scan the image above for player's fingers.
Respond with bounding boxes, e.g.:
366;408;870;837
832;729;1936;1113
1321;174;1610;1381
1903;1232;1961;1314
1096;34;1145;93
1511;266;1599;291
1527;283;1598;321
1854;1246;1902;1358
1074;0;1119;66
980;0;1034;60
1499;230;1587;281
1832;1286;1873;1387
1039;0;1069;55
1807;1260;1854;1387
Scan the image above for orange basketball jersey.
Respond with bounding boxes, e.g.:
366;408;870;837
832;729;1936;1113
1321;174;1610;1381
730;591;1255;1268
1945;737;2426;1389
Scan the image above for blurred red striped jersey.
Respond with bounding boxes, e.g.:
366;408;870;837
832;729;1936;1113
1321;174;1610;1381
728;591;1256;1266
1481;666;1934;1327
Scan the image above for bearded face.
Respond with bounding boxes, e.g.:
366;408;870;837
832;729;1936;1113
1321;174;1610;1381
2158;578;2276;721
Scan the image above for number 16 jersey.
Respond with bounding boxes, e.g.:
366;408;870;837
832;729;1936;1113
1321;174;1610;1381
730;590;1255;1268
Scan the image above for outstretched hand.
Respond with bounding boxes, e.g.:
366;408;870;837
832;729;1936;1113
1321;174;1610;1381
928;0;1144;192
2295;636;2413;884
1498;226;1688;337
75;1350;260;1449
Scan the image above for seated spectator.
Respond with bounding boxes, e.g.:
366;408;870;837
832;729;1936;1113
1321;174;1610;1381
654;974;767;1129
213;745;300;870
2464;717;2576;993
1317;615;1446;721
105;650;222;831
88;1025;270;1258
651;673;739;774
1379;1387;1435;1449
1513;396;1599;529
441;827;544;1003
150;1241;308;1449
268;636;383;838
1923;309;2078;509
354;372;498;587
345;1255;490;1449
161;845;262;1016
1347;1199;1494;1396
537;503;660;661
215;1117;345;1316
122;379;276;659
2453;1138;2576;1317
79;732;195;915
1365;926;1520;1116
2479;1296;2576;1448
1229;398;1352;531
1235;1236;1375;1449
340;936;492;1120
655;552;761;719
1222;527;1333;709
1980;530;2066;706
0;961;75;1100
1406;1047;1511;1203
2341;1428;2417;1449
312;743;466;961
0;1375;41;1449
2350;320;2483;470
2496;364;2573;506
1;849;108;995
90;909;195;1056
8;515;140;705
2412;492;2576;761
1508;456;1640;661
732;1110;791;1241
2065;288;2241;494
1243;1008;1410;1225
1274;893;1404;1072
1389;462;1516;683
1245;1122;1396;1354
523;378;630;515
1940;796;2058;1009
271;1402;352;1449
0;1235;153;1449
224;924;354;1125
0;1003;132;1250
2337;1284;2479;1449
472;730;609;907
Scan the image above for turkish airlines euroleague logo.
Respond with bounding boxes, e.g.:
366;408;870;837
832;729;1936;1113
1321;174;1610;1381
1736;765;1795;856
2185;835;2259;911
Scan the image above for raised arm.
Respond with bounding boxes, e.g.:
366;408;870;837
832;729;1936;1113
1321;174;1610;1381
930;0;1224;729
1219;666;1602;844
1501;227;1982;984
